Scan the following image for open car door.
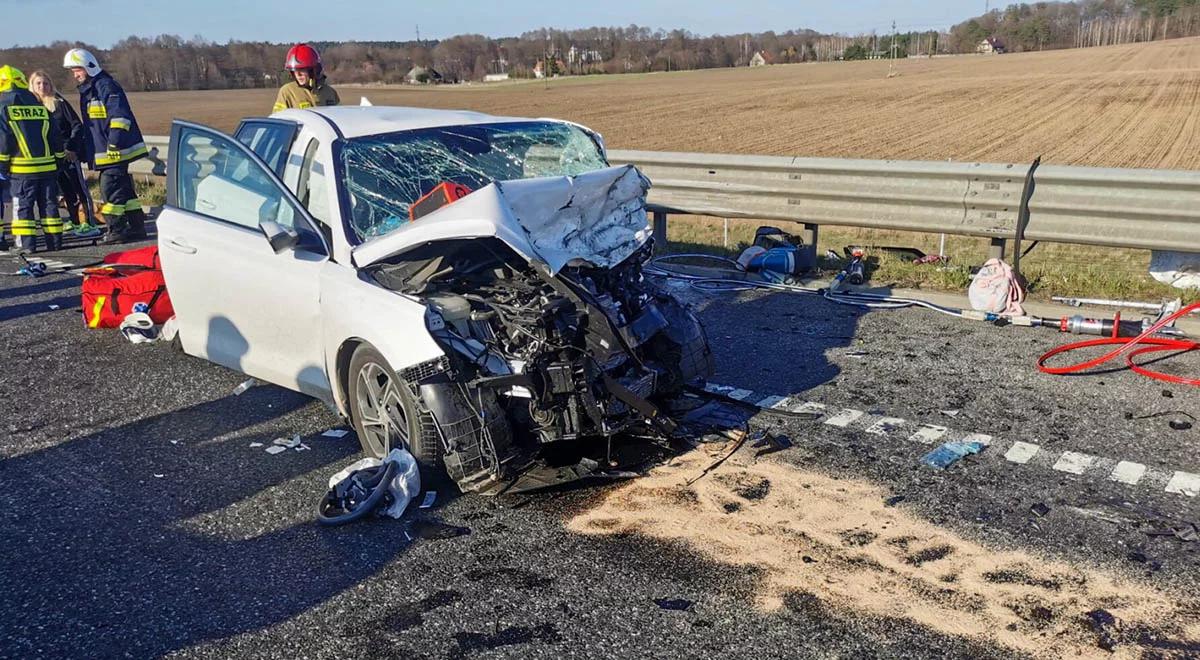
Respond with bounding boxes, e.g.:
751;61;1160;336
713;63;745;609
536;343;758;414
157;120;333;400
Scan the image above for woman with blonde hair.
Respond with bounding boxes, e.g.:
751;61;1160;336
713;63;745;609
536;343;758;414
27;70;101;239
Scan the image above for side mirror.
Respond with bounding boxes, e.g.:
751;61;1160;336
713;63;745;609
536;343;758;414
260;220;299;253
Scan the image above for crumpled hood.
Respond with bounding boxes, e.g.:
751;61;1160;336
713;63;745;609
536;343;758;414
352;165;652;273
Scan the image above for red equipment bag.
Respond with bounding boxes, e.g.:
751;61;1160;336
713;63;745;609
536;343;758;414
81;246;175;329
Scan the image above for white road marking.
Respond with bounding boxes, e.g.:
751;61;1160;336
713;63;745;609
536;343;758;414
908;424;950;444
824;409;865;428
960;433;993;446
1052;451;1097;475
1110;461;1146;486
1165;471;1200;497
1004;441;1040;465
865;417;906;436
791;401;827;415
755;395;788;409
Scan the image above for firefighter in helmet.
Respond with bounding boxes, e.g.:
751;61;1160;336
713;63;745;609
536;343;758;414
273;44;340;113
0;65;66;252
64;48;149;244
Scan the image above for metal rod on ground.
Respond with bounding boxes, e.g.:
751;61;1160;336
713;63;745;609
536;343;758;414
1051;296;1198;315
939;233;946;258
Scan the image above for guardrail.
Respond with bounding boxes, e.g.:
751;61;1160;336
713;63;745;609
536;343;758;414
136;135;1200;258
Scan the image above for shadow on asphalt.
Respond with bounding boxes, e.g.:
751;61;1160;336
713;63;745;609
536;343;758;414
687;283;872;398
0;384;405;657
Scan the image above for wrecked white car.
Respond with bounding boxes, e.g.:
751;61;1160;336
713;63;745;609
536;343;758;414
158;107;713;492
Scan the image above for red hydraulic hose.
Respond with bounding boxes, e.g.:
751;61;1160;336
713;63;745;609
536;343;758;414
1037;302;1200;387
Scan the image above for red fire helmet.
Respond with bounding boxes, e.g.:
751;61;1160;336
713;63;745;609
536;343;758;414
284;43;322;76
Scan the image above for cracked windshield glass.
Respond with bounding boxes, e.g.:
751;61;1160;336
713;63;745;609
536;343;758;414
341;121;608;241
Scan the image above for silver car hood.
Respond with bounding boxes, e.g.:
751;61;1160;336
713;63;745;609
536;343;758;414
351;165;652;273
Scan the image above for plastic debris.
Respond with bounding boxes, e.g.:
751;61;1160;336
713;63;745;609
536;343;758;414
47;304;60;310
845;350;868;359
326;448;422;519
1030;502;1052;517
153;473;165;479
294;443;311;452
653;598;694;611
419;491;437;508
249;442;263;448
1170;419;1193;431
232;378;257;396
273;435;302;449
940;409;961;418
265;445;287;455
321;429;350;438
920;440;986;469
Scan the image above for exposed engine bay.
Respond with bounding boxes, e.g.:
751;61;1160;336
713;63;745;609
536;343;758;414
368;237;713;491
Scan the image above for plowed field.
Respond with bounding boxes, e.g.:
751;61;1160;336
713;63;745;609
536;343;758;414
133;37;1200;169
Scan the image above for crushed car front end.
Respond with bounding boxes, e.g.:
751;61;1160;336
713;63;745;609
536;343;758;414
343;121;713;491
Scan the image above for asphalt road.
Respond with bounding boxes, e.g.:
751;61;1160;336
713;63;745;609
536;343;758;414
0;231;1197;659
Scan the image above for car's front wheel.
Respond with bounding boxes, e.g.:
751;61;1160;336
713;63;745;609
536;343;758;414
347;344;441;470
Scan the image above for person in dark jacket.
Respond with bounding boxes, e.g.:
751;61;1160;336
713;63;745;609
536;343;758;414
0;65;66;252
63;48;148;244
28;70;101;239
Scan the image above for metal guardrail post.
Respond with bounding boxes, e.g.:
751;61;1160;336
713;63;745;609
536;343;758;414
652;210;668;254
801;223;819;269
988;237;1007;261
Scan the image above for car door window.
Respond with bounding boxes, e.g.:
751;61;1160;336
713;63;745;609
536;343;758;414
174;125;322;252
234;119;298;176
297;138;333;226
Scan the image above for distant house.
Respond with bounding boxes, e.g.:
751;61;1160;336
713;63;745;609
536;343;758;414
977;37;1006;55
405;66;442;84
749;50;774;67
533;59;566;78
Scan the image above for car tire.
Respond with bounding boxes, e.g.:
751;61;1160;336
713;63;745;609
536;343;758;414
347;344;442;471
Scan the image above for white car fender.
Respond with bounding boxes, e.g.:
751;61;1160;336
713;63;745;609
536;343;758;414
319;264;444;416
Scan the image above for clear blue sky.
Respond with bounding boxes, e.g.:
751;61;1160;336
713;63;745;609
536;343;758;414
1;0;980;48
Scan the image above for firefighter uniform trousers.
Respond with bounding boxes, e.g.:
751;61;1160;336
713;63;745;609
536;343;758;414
99;163;140;232
10;175;61;251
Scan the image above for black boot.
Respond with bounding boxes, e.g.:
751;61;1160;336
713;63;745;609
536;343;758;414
126;209;148;240
102;217;130;245
0;235;9;252
50;233;63;252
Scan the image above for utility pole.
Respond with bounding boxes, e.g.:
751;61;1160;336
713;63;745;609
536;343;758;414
889;20;898;75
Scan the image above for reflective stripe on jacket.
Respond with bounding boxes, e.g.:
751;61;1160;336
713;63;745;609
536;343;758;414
0;86;65;178
77;71;146;170
272;78;339;112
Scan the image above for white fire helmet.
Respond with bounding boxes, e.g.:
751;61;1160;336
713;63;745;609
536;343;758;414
62;48;103;76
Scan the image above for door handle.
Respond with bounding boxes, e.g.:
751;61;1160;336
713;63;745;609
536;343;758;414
166;238;197;255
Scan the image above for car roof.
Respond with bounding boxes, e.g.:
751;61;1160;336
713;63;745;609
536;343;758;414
278;105;537;139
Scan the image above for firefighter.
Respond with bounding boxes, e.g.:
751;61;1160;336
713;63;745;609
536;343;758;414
28;70;102;239
0;65;66;252
272;43;340;112
63;48;149;244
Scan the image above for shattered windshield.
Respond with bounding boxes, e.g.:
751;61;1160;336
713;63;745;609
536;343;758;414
340;121;608;241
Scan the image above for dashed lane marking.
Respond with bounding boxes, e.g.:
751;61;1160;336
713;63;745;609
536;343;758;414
823;409;865;428
701;383;1197;499
1110;461;1147;486
865;417;907;436
1052;451;1098;476
1165;471;1200;497
908;424;950;444
1005;441;1041;465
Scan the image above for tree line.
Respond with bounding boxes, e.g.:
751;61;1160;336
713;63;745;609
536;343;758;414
948;0;1200;52
4;2;1200;93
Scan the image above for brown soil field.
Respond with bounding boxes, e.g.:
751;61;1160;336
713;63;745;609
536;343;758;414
132;37;1200;170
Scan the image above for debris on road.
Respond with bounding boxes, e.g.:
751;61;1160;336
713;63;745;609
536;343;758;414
920;440;986;469
1030;502;1052;517
318;448;422;525
884;495;906;507
1085;609;1120;652
249;442;263;448
653;598;694;611
420;491;437;509
685;428;749;486
1169;418;1193;431
273;435;302;449
940;409;961;418
232;378;257;396
321;429;350;438
264;446;287;455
